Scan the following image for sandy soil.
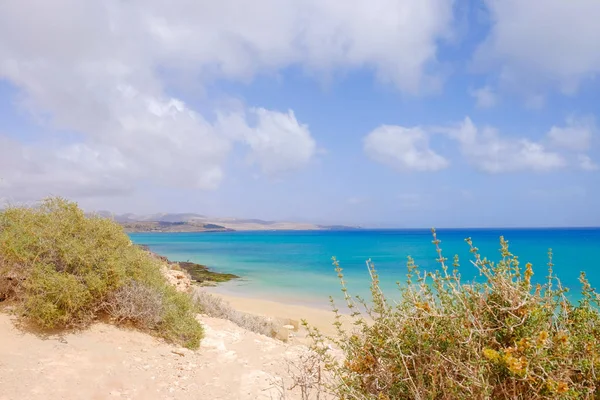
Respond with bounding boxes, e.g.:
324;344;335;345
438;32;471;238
0;312;313;400
206;292;353;340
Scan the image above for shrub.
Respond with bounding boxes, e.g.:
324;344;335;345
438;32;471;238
105;280;165;328
193;289;277;337
0;197;203;349
306;229;600;399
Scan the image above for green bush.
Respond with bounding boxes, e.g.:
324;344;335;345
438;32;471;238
306;230;600;399
0;197;202;349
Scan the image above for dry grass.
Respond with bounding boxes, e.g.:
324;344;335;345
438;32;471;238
285;350;330;400
193;289;278;338
104;280;165;328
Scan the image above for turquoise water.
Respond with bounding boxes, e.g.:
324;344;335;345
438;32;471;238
130;229;600;308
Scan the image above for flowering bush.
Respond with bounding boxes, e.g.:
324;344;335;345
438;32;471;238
306;230;600;399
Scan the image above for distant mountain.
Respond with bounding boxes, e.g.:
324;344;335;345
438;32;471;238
93;211;360;232
92;212;206;223
119;220;231;233
137;213;207;223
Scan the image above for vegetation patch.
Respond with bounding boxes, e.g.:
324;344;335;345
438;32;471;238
193;289;277;338
137;245;239;285
0;198;203;349
177;262;239;284
305;229;600;399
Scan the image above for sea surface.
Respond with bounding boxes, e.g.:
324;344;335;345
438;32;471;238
130;228;600;308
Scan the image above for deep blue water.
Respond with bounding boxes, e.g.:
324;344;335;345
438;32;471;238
130;228;600;307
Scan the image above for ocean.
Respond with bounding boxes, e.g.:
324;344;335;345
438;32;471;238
130;228;600;308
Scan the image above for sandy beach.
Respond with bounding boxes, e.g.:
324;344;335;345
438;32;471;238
0;311;316;400
0;285;348;400
203;290;353;339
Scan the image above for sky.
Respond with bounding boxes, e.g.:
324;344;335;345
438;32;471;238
0;0;599;228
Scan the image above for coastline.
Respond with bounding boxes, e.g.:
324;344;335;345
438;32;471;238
144;245;349;335
201;289;345;337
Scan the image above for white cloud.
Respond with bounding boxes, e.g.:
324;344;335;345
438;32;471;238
578;155;599;171
218;109;316;176
0;0;455;201
470;85;497;108
547;117;595;152
142;0;454;92
441;118;566;173
366;117;597;174
475;0;600;94
364;126;449;172
0;137;133;201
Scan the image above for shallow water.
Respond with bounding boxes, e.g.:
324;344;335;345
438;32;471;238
130;228;600;307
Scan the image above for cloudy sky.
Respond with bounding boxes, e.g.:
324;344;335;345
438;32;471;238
1;0;599;227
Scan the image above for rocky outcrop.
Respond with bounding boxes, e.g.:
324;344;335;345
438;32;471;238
160;266;193;293
139;245;239;286
175;261;239;284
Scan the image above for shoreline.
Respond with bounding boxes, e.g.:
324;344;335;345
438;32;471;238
201;279;341;310
144;245;350;334
201;290;352;338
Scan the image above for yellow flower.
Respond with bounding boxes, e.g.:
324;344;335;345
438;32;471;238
537;331;549;347
518;338;531;351
557;381;568;394
504;354;527;375
483;348;500;362
555;332;569;346
524;263;534;286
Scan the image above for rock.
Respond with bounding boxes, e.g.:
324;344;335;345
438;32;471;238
284;318;300;331
160;266;192;293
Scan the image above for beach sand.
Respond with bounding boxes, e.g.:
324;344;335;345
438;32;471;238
201;290;360;343
0;310;319;400
0;290;349;400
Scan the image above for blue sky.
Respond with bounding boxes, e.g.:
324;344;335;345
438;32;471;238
1;0;599;227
